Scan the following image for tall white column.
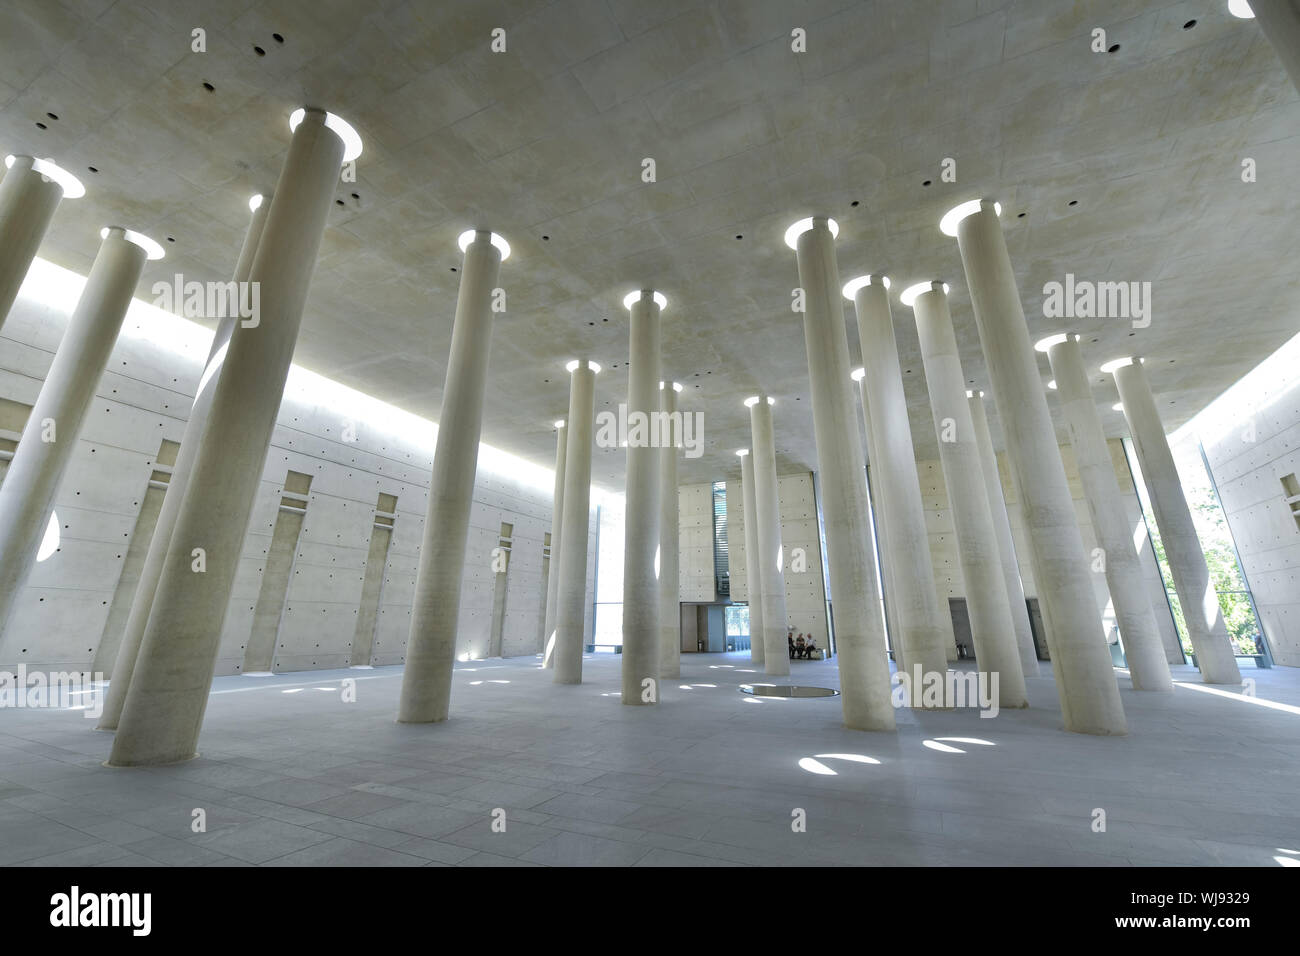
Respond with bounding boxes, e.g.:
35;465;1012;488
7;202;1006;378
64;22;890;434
0;226;154;637
99;193;271;730
967;389;1041;676
736;450;766;666
947;199;1126;735
748;395;791;676
658;381;682;678
622;290;662;705
1042;336;1173;692
0;155;83;332
109;109;357;765
845;274;953;691
851;368;903;666
398;228;508;722
786;218;894;731
554;360;598;684
1110;357;1241;685
540;418;567;667
1242;1;1300;94
906;281;1028;708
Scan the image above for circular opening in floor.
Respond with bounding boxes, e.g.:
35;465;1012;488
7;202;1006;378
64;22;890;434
740;684;839;698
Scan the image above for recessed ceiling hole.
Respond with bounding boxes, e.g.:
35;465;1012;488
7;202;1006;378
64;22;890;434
1108;43;1120;53
1017;212;1026;218
1184;19;1197;29
166;236;175;243
1068;199;1078;206
335;199;345;205
272;33;285;43
450;267;457;272
46;112;59;120
87;166;98;173
253;45;266;56
542;235;550;241
735;234;743;240
851;200;860;207
922;179;932;187
350;192;359;199
35;122;46;130
202;82;215;92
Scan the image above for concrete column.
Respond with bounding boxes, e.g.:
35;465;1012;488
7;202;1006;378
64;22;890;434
1042;335;1173;692
736;450;766;666
907;281;1027;708
967;389;1041;676
947;199;1126;735
398;228;507;722
540;418;567;667
786;218;894;731
1243;1;1300;95
845;275;952;690
554;360;598;684
0;155;82;332
99;193;271;730
658;381;682;678
0;226;153;638
1110;357;1241;685
852;368;903;666
622;290;662;705
108;109;355;765
748;396;791;676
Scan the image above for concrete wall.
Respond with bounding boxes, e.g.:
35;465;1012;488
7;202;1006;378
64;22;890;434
678;481;716;603
727;472;830;645
0;259;595;674
1196;340;1300;667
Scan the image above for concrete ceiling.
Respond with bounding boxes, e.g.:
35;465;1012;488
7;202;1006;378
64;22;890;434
3;0;1299;493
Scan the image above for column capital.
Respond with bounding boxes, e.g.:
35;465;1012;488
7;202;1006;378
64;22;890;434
842;274;890;299
564;359;601;373
457;228;510;260
1034;332;1078;352
1100;356;1142;374
783;215;839;249
288;107;363;161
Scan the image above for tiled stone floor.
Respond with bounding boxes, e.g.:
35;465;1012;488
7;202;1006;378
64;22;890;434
1;652;1298;866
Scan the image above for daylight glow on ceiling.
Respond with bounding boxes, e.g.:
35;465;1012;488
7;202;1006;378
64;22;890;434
1228;0;1254;18
565;359;601;373
457;229;511;261
622;290;667;311
100;227;165;260
659;381;683;392
4;155;85;198
248;193;264;211
939;200;1001;237
743;396;775;407
851;367;866;382
735;448;749;457
288;107;363;161
554;419;565;429
842;274;890;299
783;217;839;249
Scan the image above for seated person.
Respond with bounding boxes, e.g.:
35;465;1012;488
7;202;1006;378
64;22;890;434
787;632;796;659
795;635;807;658
804;635;818;658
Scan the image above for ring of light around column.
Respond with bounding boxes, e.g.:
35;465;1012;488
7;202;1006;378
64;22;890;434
622;290;667;310
899;281;949;307
1229;0;1254;18
288;107;364;161
1099;356;1140;374
4;155;85;198
457;229;511;261
842;274;890;299
783;217;839;250
1033;332;1075;353
939;199;1002;237
743;396;775;407
565;359;602;373
100;226;165;260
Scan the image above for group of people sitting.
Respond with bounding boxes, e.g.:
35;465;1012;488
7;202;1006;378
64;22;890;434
787;630;820;660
